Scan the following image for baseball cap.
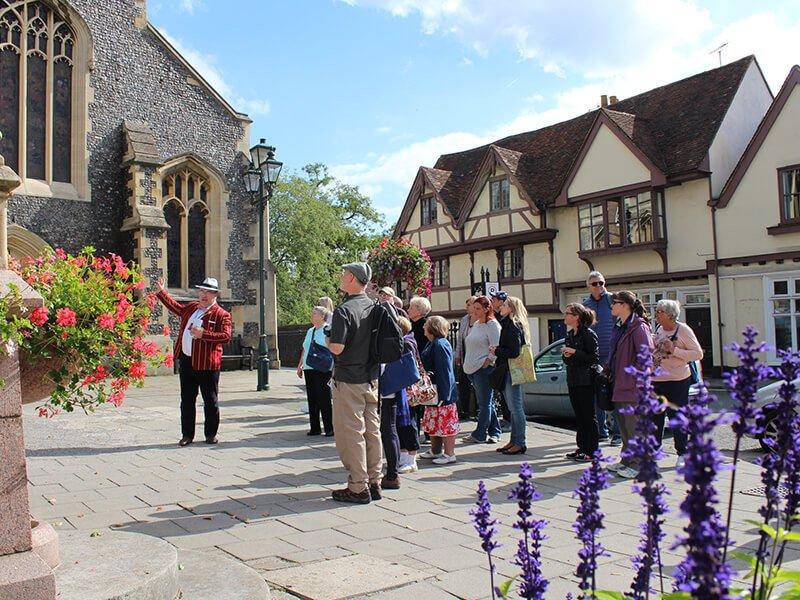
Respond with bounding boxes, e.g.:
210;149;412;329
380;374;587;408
342;262;372;285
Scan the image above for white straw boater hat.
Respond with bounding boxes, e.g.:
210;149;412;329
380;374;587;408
195;277;219;292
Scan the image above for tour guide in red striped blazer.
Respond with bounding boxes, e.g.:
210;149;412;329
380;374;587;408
156;276;232;446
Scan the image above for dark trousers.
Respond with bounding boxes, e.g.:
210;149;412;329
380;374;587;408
304;369;333;434
457;365;474;417
653;377;692;455
380;397;400;479
178;352;220;440
397;420;420;452
568;384;599;454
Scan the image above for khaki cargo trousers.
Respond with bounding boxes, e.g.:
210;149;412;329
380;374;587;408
332;379;382;493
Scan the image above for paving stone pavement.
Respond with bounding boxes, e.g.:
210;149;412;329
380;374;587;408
21;369;782;599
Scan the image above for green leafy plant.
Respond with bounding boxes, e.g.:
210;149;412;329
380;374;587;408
1;247;170;416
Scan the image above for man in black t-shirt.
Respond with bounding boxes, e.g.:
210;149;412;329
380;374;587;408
326;262;382;504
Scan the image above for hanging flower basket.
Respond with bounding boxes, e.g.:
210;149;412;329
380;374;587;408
367;237;432;297
1;247;170;416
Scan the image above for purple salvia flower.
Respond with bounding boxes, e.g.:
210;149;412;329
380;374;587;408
470;480;500;600
724;325;772;439
572;450;611;599
753;350;800;597
669;383;732;599
619;345;669;599
721;327;773;564
509;463;548;600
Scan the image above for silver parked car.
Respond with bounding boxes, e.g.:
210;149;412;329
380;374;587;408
750;377;800;452
523;339;703;418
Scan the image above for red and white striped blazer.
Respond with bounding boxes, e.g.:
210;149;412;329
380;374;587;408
157;290;232;371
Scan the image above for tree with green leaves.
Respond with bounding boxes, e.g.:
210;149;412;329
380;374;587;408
269;163;386;325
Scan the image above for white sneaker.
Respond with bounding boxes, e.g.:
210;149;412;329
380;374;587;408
419;450;444;459
397;455;418;474
676;456;686;469
432;454;457;465
606;461;622;473
616;466;638;479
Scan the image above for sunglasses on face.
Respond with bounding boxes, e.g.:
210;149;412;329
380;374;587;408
590;281;605;287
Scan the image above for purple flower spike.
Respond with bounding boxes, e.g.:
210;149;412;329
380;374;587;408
509;463;548;600
620;345;670;599
470;480;501;599
572;450;611;599
669;383;732;598
724;325;772;439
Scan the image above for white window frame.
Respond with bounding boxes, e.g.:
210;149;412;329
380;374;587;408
763;272;800;362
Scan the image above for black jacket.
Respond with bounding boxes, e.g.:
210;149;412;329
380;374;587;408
491;316;523;388
563;326;599;387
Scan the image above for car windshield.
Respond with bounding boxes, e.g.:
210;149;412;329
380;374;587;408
536;343;564;372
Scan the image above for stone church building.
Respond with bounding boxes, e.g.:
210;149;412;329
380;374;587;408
0;0;277;360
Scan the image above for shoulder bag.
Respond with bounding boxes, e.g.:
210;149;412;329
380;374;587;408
306;333;334;372
508;325;537;385
406;346;438;407
380;347;420;397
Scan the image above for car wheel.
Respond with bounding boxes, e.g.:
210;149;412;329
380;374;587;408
759;410;780;454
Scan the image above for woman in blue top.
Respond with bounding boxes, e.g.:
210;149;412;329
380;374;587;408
296;306;333;436
420;316;459;465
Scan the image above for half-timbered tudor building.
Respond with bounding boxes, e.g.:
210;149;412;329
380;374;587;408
394;56;797;374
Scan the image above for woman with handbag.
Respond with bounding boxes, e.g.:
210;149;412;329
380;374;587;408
396;317;421;474
462;296;502;445
419;316;460;464
490;296;529;455
562;303;600;462
605;291;654;479
296;306;334;436
651;299;703;469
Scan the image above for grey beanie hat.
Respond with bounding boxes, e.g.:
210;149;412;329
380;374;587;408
342;262;372;285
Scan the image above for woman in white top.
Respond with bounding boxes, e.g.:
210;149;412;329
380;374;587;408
462;295;502;444
296;306;334;436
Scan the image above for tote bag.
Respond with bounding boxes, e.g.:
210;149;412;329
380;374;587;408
405;346;438;407
508;327;537;385
380;348;420;397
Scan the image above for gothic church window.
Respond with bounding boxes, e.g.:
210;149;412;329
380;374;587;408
161;167;210;290
0;0;74;183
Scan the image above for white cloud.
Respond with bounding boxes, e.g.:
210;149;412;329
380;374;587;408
459;57;473;67
376;125;393;134
179;0;203;14
160;29;270;116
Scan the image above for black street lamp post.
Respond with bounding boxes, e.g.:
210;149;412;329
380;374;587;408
243;138;283;392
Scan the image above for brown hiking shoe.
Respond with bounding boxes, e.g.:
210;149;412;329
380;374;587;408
331;488;370;504
369;483;382;500
381;477;400;490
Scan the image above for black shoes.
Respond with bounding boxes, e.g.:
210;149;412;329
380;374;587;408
205;437;218;444
307;431;322;436
502;445;527;455
331;488;371;504
178;437;193;447
369;484;382;500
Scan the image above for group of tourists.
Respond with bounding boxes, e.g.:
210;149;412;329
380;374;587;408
157;263;703;504
565;272;704;478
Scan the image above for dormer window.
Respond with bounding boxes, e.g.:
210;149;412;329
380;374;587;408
421;195;437;225
490;178;510;211
780;167;800;223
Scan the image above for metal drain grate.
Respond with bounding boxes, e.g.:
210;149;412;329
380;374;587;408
740;485;790;498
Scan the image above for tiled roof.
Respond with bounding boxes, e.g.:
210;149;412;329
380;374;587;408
421;56;755;222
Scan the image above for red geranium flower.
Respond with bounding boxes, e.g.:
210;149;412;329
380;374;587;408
55;307;77;327
97;313;115;330
128;361;147;379
30;307;49;326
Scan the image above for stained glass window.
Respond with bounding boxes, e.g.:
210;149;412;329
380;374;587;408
164;201;182;289
188;204;207;287
0;1;76;183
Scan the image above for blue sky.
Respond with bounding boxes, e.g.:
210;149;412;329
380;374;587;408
149;0;800;224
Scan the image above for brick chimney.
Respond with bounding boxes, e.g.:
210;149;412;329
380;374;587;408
609;95;618;105
600;94;608;108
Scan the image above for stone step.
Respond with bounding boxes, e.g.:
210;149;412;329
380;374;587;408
177;549;272;599
55;530;179;600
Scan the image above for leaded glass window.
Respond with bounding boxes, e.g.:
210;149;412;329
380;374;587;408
0;0;74;182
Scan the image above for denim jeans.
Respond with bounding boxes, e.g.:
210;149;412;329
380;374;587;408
467;367;501;441
595;404;621;438
504;376;526;446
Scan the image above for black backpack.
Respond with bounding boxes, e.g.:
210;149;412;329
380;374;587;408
369;300;404;366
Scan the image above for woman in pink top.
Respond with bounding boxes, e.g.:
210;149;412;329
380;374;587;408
651;299;703;468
